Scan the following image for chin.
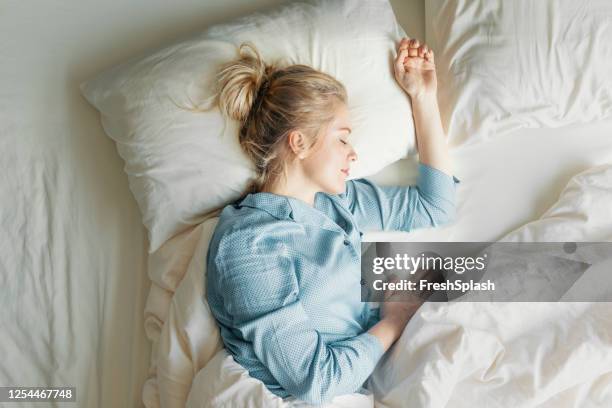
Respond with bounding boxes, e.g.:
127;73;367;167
333;181;347;195
318;176;347;195
319;184;344;195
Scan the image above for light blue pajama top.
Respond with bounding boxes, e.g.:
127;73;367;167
206;163;460;405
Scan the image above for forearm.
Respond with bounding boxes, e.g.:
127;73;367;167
280;331;385;404
367;316;407;352
247;317;385;404
411;93;452;176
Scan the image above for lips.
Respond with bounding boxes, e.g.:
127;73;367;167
341;168;350;177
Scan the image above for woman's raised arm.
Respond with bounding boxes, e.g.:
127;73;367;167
394;37;452;176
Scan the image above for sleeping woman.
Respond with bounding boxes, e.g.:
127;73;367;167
206;37;459;405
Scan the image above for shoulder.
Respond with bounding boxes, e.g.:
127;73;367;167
208;203;296;271
207;213;299;297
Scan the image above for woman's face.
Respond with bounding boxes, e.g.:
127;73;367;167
301;103;358;195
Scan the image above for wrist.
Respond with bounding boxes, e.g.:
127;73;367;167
382;314;410;336
409;91;438;105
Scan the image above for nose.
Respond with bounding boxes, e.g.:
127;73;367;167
348;147;358;162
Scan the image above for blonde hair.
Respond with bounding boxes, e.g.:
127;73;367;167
215;42;347;196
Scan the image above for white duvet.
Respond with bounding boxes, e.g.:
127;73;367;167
368;164;612;408
143;164;612;408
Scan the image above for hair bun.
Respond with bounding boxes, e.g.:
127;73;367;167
216;42;271;123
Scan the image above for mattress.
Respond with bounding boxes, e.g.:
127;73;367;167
2;0;611;407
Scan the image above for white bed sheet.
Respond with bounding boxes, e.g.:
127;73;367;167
3;1;612;408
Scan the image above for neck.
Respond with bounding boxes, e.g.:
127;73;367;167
260;174;318;207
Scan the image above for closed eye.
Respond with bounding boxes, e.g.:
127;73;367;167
339;128;351;145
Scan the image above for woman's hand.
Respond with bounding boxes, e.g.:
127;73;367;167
367;274;423;351
380;273;426;325
394;37;437;100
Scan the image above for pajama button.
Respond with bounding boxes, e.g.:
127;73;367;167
343;239;350;246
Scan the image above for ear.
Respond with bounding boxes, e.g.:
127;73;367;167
287;130;308;159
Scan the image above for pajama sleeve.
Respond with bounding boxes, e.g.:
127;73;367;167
341;162;460;232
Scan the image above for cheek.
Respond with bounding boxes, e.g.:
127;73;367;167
324;151;344;173
318;160;339;180
310;146;337;167
305;158;337;185
303;143;344;181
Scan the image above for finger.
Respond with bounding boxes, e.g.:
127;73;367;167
404;56;431;70
404;54;423;62
409;38;420;48
419;44;429;57
411;267;428;281
384;286;399;301
395;48;408;73
426;49;435;62
398;37;411;52
384;273;403;300
403;58;417;70
422;268;444;284
388;273;400;283
408;48;419;57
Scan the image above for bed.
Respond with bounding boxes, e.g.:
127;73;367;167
1;1;611;407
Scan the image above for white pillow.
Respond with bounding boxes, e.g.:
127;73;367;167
80;0;414;253
425;0;612;146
